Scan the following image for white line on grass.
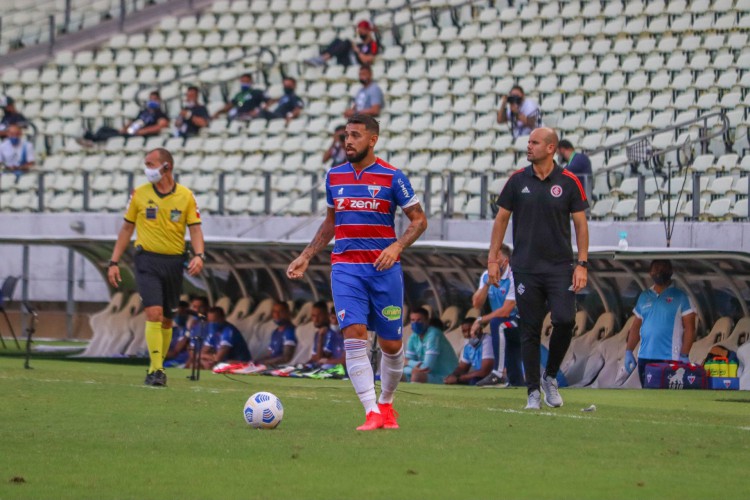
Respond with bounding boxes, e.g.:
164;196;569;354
488;406;750;432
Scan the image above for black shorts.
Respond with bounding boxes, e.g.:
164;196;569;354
134;251;185;318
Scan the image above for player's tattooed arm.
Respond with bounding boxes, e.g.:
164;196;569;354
301;207;336;260
397;203;428;249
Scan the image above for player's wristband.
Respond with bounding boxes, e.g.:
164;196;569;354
108;260;118;267
196;253;206;261
476;316;483;324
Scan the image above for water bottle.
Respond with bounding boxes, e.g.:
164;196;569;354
618;231;629;250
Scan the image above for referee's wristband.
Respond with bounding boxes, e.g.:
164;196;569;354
108;260;118;267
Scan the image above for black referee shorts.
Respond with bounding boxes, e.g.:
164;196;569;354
134;250;185;319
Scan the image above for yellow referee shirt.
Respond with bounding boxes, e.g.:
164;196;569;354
124;183;201;255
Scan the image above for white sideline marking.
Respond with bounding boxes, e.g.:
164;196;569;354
489;406;750;432
488;408;588;419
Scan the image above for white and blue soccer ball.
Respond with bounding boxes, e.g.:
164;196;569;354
243;392;284;429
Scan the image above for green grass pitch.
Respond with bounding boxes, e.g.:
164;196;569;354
1;357;748;500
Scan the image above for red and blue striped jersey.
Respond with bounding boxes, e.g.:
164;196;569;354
326;158;419;275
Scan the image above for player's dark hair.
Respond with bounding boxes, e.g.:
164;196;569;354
558;139;574;150
500;244;512;259
414;307;430;320
650;259;673;276
347;113;379;135
149;147;174;168
190;295;209;307
274;300;290;313
208;306;226;319
240;73;253;80
334;124;346;132
149;90;161;100
186;85;200;94
312;300;328;313
463;317;477;325
510;84;524;94
284;76;296;85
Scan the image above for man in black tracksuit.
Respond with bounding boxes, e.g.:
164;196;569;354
487;127;589;410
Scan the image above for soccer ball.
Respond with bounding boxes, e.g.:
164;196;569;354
243;392;284;429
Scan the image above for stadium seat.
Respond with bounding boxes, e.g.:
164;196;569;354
689;316;733;364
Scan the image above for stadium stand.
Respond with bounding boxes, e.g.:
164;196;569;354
0;0;747;221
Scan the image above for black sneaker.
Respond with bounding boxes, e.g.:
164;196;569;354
144;371;156;386
153;370;167;387
476;373;509;387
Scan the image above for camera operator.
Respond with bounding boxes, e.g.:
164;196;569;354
496;85;540;139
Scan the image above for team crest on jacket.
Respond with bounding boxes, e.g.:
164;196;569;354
550;185;563;197
368;185;381;198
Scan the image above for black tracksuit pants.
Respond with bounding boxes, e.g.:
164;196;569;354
513;270;576;394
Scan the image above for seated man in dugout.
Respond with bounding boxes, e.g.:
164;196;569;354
443;317;494;385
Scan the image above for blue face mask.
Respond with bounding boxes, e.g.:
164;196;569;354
240;84;251;91
147;100;160;110
411;322;425;335
273;319;284;326
174;315;187;329
469;336;481;348
9;137;19;146
207;321;220;335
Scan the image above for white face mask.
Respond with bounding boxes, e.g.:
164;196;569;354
144;163;166;183
330;324;340;333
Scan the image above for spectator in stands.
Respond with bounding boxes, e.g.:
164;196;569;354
78;91;169;146
307;301;345;369
323;124;348;168
0;96;28;137
471;244;523;387
256;301;298;367
496;85;540;139
174;86;210;138
257;77;304;125
0;124;35;181
443;317;494;385
212;73;269;122
404;307;458;384
344;66;384;118
558;139;593;195
199;306;251;369
305;20;378;68
623;259;696;386
173;295;209;368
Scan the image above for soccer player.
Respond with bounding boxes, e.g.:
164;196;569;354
287;113;428;430
488;128;589;410
108;148;205;386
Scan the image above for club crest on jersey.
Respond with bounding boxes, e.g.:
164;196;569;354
666;297;673;303
550;185;563;197
687;375;696;384
517;283;525;295
169;209;182;222
368;185;381;198
337;309;346;322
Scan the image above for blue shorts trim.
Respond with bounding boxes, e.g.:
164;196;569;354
331;268;404;340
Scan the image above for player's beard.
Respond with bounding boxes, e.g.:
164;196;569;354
346;145;369;163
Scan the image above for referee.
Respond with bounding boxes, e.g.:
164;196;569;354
108;148;205;386
488;128;589;409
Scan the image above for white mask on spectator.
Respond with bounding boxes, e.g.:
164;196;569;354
144;163;167;183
